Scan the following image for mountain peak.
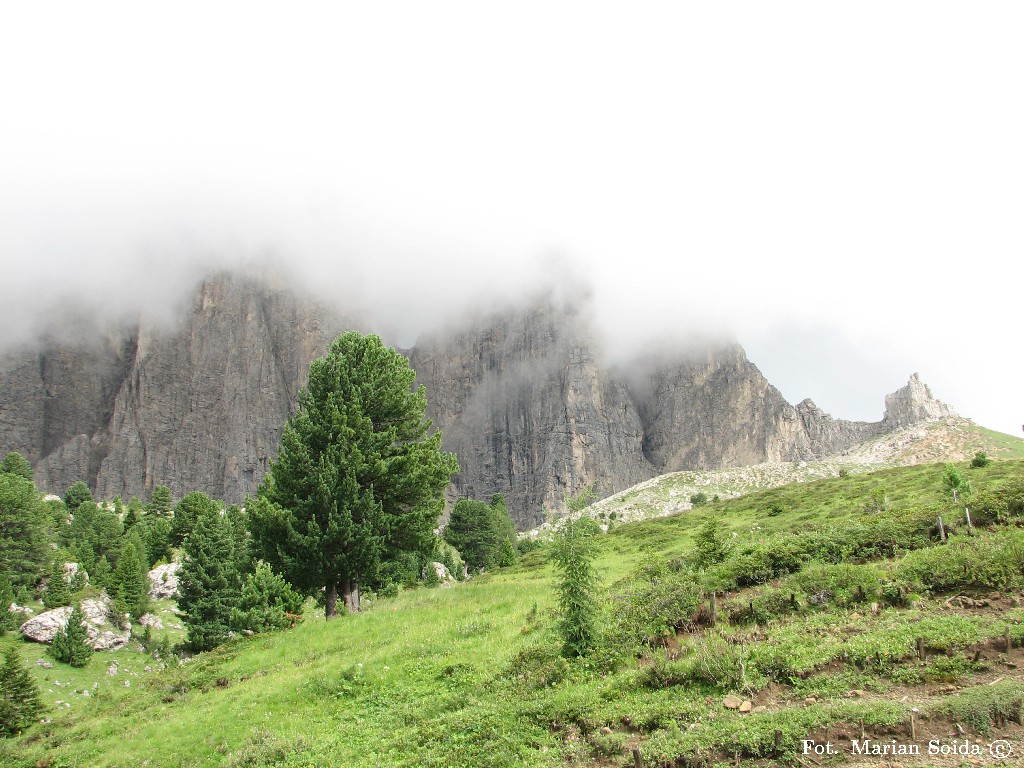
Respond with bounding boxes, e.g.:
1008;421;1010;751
882;373;955;428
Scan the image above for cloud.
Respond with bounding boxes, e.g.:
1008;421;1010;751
1;3;1021;435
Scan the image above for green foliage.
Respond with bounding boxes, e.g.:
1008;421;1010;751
505;641;571;690
0;471;49;588
64;480;94;511
250;331;459;618
230;562;304;634
565;484;598;514
971;451;991;468
932;680;1024;736
689;492;709;507
64;501;122;574
171;491;219;547
444;499;495;571
0;452;33;482
444;495;517;572
110;540;149;619
607;559;703;650
0;646;43;737
49;604;93;667
137;514;173;567
789;562;882;608
970;476;1024;525
42;560;72;609
179;507;246;651
147;485;173;517
693;515;728;569
550;518;600;657
0;574;16;633
943;463;972;502
896;530;1024;592
224;728;312;768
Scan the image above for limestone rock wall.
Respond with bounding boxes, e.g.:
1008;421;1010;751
0;272;956;529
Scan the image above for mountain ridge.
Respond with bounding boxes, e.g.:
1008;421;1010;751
0;271;969;528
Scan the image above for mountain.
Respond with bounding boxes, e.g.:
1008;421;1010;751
0;271;962;527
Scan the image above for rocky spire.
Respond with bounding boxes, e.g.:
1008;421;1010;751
882;373;956;429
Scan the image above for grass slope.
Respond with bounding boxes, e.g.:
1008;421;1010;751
3;459;1024;767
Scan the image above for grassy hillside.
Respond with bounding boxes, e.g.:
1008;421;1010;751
3;459;1024;767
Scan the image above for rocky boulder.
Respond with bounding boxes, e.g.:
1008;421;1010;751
148;562;181;599
19;597;131;651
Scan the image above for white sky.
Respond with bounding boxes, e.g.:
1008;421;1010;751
1;2;1021;435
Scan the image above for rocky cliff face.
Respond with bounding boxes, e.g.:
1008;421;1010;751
410;296;655;524
1;273;354;502
0;272;956;528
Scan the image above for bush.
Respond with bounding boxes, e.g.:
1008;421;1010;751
505;641;571;690
607;562;703;648
693;516;728;568
788;562;882;608
971;452;990;468
896;531;1024;593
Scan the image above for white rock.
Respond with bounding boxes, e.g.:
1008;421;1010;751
19;597;131;651
148;562;181;599
139;613;164;630
431;561;455;582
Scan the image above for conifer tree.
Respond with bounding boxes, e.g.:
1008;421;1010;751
178;508;244;651
49;605;93;667
0;471;49;588
0;452;33;482
147;485;173;517
0;646;43;736
171;491;219;547
550;517;600;658
694;516;729;569
110;541;149;619
230;561;304;634
249;332;458;618
0;574;17;633
64;480;93;512
43;561;72;610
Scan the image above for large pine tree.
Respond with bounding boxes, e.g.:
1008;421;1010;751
0;472;49;589
249;331;458;618
177;507;245;652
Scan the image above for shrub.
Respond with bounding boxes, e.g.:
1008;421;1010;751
230;562;304;634
690;492;709;508
932;681;1024;736
971;452;990;468
693;516;728;568
606;562;703;648
505;641;571;690
789;562;882;608
896;531;1024;593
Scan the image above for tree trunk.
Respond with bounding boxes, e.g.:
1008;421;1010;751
342;578;360;614
325;583;339;619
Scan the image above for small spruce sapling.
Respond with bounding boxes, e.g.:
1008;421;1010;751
49;605;93;668
550;517;600;658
